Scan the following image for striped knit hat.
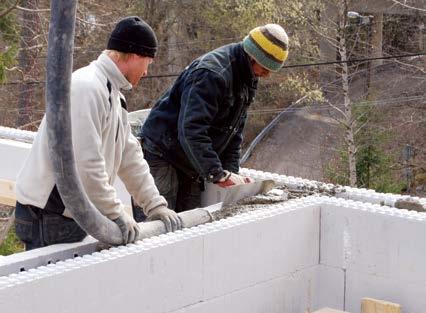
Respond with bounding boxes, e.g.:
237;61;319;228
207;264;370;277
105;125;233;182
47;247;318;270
243;24;289;72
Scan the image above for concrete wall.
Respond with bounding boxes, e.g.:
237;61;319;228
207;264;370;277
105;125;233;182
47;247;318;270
1;196;426;313
320;198;426;313
0;201;322;313
1;133;426;313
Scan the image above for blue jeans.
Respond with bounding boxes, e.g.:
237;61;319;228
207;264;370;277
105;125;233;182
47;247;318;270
15;202;87;251
140;148;202;213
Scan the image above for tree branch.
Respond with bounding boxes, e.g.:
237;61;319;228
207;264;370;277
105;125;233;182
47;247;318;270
76;16;106;27
393;58;426;74
15;5;50;13
328;102;348;120
0;0;19;18
391;0;426;12
354;119;370;135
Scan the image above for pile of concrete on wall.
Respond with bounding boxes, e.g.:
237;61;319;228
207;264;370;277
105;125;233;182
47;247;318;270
1;131;426;313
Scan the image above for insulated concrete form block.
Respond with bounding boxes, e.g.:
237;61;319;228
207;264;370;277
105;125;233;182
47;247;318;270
241;168;426;210
314;265;345;311
203;204;320;299
0;126;35;143
345;270;426;313
0;139;30;180
0;137;131;205
320;199;426;282
0;236;204;313
173;266;323;313
0;236;98;276
336;187;425;209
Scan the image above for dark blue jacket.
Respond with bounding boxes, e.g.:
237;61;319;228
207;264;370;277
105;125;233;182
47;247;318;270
141;43;258;182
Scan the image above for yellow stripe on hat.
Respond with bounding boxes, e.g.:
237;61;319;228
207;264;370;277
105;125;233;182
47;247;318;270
250;28;288;62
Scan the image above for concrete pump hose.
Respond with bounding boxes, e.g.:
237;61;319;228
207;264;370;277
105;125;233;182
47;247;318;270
45;0;123;245
136;209;213;239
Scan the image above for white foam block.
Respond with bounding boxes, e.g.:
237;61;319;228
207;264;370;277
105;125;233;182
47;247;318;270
314;265;345;310
203;205;320;299
173;265;319;313
172;264;344;313
0;139;31;180
345;269;426;313
0;237;203;313
321;202;426;282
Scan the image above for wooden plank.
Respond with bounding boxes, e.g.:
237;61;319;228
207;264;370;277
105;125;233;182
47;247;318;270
0;179;16;206
362;298;401;313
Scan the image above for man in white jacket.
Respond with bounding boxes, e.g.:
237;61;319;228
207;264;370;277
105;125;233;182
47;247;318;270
15;16;181;250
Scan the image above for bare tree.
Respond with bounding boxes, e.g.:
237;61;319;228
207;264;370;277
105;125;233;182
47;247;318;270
16;0;43;127
311;0;361;186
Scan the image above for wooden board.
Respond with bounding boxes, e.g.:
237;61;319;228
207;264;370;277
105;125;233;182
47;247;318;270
0;179;16;206
0;179;16;245
362;298;401;313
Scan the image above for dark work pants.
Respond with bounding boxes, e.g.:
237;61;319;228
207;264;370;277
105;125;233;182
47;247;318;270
142;149;202;213
14;202;87;251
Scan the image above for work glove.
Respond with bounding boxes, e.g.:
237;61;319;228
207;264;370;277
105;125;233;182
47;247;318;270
147;206;182;232
215;170;254;188
113;211;141;245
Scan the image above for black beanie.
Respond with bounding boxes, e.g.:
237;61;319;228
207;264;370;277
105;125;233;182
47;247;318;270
107;16;158;58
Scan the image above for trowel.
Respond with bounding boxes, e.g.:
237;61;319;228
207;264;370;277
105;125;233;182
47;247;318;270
200;179;275;208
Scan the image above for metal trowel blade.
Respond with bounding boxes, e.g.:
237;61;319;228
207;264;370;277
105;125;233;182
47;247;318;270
222;179;275;206
202;202;224;213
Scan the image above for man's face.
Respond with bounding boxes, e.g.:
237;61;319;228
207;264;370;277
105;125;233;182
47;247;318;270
251;61;271;78
126;54;153;87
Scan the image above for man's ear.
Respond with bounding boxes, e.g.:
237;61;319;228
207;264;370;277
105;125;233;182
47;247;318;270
127;53;137;61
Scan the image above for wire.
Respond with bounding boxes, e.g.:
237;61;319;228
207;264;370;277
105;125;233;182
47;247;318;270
283;52;425;68
247;95;426;115
141;52;426;79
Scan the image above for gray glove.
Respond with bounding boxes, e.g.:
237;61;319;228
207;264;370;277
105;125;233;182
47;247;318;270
113;211;141;244
147;206;182;232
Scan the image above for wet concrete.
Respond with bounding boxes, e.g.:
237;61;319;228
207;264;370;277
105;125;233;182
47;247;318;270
395;198;426;212
212;183;345;220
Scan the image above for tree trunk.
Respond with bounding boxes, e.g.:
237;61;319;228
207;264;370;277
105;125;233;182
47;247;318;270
337;0;357;187
17;0;41;128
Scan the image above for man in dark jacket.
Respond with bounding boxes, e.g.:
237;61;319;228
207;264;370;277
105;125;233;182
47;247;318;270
140;24;289;212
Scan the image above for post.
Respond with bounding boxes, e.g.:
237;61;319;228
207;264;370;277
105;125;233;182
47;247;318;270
403;144;414;193
370;12;383;68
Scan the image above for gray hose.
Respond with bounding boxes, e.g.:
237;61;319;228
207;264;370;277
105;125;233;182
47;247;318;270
137;209;213;239
240;95;308;165
45;0;123;245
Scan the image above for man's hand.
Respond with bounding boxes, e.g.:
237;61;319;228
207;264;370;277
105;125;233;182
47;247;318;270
113;211;141;244
215;170;254;188
147;206;182;232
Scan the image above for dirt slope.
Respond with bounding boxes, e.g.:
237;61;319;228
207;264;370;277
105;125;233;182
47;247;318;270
243;106;341;182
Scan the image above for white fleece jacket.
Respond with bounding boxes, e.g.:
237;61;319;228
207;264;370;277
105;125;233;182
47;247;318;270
16;53;167;220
